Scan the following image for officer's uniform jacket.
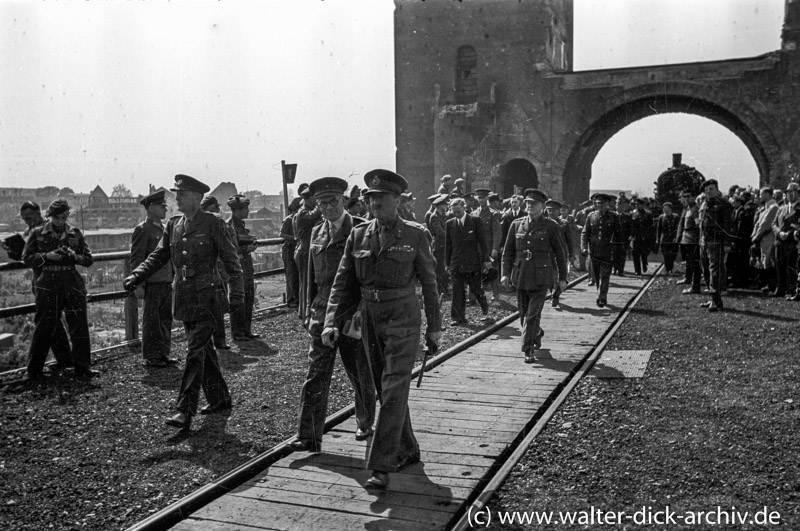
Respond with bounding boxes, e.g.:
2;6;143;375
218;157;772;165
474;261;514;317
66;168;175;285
445;214;487;273
474;206;502;257
614;211;632;246
131;218;173;284
293;206;322;257
325;217;442;332
429;210;447;254
677;205;700;245
502;215;567;291
228;216;254;256
656;213;680;246
130;210;243;322
630;209;655;247
581;210;622;259
699;196;733;244
306;212;364;334
22;222;93;292
500;208;525;249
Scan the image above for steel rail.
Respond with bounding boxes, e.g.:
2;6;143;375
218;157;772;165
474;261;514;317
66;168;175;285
124;274;589;531
449;265;664;531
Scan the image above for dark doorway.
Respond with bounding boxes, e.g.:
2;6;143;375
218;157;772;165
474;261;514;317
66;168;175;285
500;158;538;198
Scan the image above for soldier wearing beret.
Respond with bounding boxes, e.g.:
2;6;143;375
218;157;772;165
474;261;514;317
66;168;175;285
291;177;376;453
123;174;245;429
581;193;622;307
502;189;568;363
201;195;234;350
280;197;303;308
293;183;322;320
2;201;73;372
22;199;97;379
227;194;260;341
131;189;177;367
698;179;733;311
322;169;441;490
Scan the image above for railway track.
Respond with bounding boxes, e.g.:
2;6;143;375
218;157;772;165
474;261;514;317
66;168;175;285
122;268;660;531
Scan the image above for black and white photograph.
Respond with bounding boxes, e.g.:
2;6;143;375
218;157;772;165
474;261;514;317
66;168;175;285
0;0;796;529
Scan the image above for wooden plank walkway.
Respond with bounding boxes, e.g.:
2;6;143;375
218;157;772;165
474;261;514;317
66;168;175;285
172;274;648;531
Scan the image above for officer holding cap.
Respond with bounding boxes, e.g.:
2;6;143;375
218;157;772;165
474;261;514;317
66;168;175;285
131;189;177;367
291;177;376;453
581;193;622;307
227;194;260;340
123;174;245;430
22;198;97;379
323;169;441;490
501;189;567;363
293;183;322;320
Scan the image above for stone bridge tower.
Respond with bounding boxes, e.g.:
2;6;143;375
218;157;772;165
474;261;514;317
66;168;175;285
394;0;800;213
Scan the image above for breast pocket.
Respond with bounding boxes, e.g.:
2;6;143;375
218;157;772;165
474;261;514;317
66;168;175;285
384;250;416;286
352;249;373;280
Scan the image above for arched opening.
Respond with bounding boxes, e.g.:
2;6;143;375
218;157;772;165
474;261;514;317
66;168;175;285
455;45;478;104
591;114;760;199
500;158;538;198
558;91;777;208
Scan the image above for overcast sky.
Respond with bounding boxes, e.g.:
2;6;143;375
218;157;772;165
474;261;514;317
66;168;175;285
0;0;785;198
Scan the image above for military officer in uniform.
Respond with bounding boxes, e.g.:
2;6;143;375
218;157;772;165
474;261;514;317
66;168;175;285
291;177;376;453
323;169;441;490
227;194;261;340
201;195;233;350
699;179;732;312
293;183;322;319
581;193;622;307
22;199;98;379
3;201;73;372
545;199;572;308
429;194;450;296
280;197;303;308
613;194;632;276
131;190;177;367
123;174;244;430
501;189;568;363
656;201;680;275
474;188;503;301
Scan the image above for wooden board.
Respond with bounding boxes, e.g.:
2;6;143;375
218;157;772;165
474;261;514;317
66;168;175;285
172;275;648;531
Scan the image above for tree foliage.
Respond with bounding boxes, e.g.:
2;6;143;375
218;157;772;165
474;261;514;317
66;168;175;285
111;184;133;197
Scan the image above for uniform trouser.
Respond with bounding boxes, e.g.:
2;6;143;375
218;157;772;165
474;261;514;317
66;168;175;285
28;272;91;375
30;282;73;367
680;244;702;290
295;250;310;319
231;254;255;336
701;247;711;287
451;270;488;322
517;288;547;352
362;294;421;473
141;283;173;361
612;243;627;274
701;241;725;307
774;241;798;295
433;250;449;296
296;331;376;447
631;242;649;274
590;256;613;302
577;252;587;271
212;304;228;348
177;319;231;415
662;243;678;273
283;243;299;305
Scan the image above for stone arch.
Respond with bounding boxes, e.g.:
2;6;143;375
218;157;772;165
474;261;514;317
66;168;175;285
553;82;784;207
499;158;538;198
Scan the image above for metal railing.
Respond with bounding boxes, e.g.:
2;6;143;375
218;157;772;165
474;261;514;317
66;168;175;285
0;238;288;331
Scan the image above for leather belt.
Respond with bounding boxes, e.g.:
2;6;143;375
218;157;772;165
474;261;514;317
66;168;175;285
42;265;75;271
360;286;415;303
